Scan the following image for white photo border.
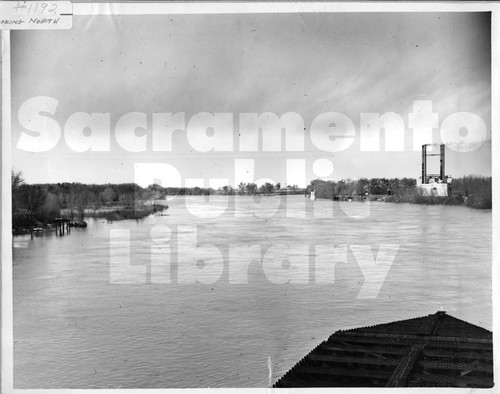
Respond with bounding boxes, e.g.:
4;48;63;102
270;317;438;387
2;2;499;393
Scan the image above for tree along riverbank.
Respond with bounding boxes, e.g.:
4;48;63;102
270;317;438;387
306;175;491;209
11;171;168;235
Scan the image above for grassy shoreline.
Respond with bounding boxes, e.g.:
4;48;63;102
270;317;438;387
315;192;491;210
383;194;491;209
80;203;168;221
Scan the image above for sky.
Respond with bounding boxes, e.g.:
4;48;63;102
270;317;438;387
11;12;491;188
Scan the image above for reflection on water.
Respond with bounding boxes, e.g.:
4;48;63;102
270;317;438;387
13;195;492;388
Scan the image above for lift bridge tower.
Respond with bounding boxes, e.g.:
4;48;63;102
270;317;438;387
419;144;452;196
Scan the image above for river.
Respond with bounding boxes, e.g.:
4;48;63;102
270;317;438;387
12;195;492;388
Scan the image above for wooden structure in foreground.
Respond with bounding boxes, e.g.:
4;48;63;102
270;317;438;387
273;311;493;388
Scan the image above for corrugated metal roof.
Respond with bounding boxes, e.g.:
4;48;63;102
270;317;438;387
273;311;493;388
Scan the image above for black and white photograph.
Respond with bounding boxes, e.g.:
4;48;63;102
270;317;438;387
2;2;497;390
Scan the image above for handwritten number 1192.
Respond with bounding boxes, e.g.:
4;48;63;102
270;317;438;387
13;1;58;14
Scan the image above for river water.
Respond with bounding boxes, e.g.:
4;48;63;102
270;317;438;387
13;195;492;388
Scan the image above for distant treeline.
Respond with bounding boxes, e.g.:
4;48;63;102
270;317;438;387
12;171;492;231
306;176;492;209
145;182;302;196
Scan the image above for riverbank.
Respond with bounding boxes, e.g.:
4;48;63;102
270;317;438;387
68;202;168;221
308;176;492;210
13;202;168;235
384;193;491;209
320;194;491;210
11;176;171;234
12;220;86;236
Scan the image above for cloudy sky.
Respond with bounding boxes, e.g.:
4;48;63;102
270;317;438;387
11;12;491;187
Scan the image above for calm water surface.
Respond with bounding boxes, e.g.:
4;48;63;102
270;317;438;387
13;195;492;388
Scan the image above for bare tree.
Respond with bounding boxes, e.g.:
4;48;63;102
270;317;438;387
11;170;24;213
18;184;47;233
